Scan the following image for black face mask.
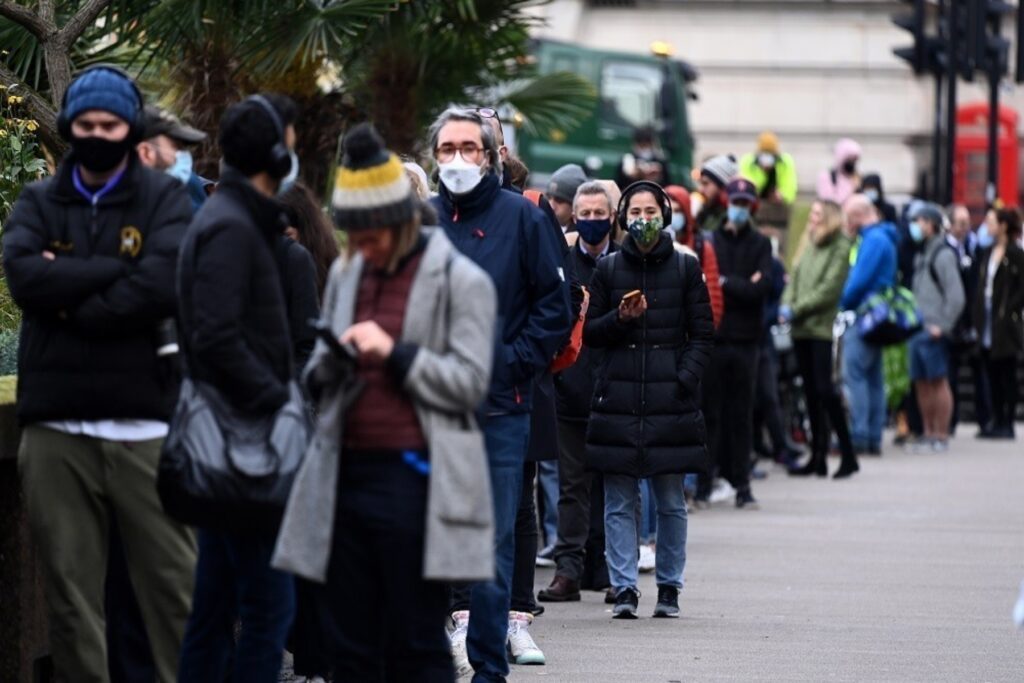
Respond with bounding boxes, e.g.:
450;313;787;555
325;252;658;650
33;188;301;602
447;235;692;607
841;159;857;175
71;135;133;173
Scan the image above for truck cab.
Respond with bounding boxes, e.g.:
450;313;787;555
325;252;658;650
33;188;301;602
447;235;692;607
516;39;698;188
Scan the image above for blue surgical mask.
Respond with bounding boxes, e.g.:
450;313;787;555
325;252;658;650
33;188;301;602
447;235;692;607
277;150;299;196
909;221;924;243
166;150;193;185
727;204;750;226
864;188;879;203
627;216;663;248
977;222;995;249
669;213;685;235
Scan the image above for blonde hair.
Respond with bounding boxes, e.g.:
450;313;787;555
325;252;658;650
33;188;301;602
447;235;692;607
793;200;843;265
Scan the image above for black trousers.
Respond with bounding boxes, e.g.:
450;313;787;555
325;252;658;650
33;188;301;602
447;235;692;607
753;336;788;457
984;353;1019;430
552;418;606;586
327;455;454;683
705;341;759;493
511;462;539;613
949;349;992;430
794;339;856;464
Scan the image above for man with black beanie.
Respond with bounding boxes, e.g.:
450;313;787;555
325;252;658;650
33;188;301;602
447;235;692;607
2;66;196;681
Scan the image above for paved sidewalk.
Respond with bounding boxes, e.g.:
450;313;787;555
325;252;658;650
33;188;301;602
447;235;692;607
522;431;1024;682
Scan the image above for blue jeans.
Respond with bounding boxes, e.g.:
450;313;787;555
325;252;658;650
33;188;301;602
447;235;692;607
178;530;295;683
605;474;688;592
843;327;885;450
466;413;529;683
639;479;658;545
537;460;559;547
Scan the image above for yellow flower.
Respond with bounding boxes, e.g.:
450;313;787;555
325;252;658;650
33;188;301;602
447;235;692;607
26;120;38;132
8;95;24;105
0;129;8;138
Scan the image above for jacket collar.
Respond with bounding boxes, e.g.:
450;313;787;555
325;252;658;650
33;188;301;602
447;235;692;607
438;173;502;221
621;231;674;265
49;151;142;204
216;166;289;241
577;238;618;266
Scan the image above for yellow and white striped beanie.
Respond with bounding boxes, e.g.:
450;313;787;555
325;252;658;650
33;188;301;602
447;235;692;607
332;123;414;231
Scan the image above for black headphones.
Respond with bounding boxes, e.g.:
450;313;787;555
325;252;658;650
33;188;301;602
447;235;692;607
617;180;673;233
244;94;293;179
57;64;146;142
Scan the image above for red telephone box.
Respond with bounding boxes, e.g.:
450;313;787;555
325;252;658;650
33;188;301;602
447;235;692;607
953;103;1019;211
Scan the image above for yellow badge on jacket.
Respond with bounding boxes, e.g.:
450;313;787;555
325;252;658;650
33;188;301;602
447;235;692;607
120;226;143;258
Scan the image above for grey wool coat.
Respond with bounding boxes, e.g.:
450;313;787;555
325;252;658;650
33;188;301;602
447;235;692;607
272;228;497;583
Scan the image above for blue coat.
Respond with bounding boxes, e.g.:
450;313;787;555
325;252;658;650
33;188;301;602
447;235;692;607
432;174;572;414
840;222;900;311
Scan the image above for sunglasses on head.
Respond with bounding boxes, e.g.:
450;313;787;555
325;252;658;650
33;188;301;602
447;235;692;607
473;107;500;125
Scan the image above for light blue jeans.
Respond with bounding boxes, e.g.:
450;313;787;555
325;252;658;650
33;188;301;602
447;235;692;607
605;474;687;592
537;460;559;548
842;327;886;449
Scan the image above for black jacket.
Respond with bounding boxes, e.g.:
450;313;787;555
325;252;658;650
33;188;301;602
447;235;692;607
712;224;773;343
178;167;293;415
276;237;319;372
972;244;1024;360
3;154;191;422
583;233;713;477
554;240;619;422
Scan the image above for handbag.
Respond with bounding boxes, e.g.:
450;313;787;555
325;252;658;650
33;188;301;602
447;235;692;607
157;228;312;528
855;286;923;346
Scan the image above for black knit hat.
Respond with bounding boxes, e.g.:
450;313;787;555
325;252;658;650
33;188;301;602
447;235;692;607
332;123;415;231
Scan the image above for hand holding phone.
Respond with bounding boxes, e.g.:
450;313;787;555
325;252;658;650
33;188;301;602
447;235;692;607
308;319;358;362
618;289;647;322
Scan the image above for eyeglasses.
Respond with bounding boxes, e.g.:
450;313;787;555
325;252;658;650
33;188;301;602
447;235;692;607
475;107;498;120
435;142;484;163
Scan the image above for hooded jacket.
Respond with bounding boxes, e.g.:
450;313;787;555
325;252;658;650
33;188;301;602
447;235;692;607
912;233;966;336
664;185;724;328
582;233;713;477
840;222;900;311
816;138;862;204
431;173;572;414
3;153;191;422
738;152;799;204
783;222;852;341
859;173;897;224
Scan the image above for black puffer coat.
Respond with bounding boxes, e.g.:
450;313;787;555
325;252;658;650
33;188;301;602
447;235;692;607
583;233;714;476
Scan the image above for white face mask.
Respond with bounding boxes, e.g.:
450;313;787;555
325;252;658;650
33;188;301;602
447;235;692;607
438;152;485;196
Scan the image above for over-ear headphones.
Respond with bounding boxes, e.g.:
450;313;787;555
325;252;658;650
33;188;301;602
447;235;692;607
57;64;146;142
244;94;293;179
617;180;673;233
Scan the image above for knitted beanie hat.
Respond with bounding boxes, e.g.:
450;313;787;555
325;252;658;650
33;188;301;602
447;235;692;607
700;154;738;189
332;123;415;231
548;163;588;203
63;68;140;127
757;132;780;155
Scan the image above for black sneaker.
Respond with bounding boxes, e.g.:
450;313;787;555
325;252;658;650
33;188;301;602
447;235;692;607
653;586;679;618
612;588;639;619
735;488;759;509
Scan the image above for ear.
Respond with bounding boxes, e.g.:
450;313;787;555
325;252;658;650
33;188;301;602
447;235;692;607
136;141;154;165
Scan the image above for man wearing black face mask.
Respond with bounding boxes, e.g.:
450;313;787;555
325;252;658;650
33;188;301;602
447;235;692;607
2;66;196;681
540;180;618;603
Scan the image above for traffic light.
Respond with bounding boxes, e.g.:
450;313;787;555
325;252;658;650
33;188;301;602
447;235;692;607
893;0;932;74
978;0;1013;78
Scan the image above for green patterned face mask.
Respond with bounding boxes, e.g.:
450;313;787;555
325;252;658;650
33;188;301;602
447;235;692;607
627;216;663;248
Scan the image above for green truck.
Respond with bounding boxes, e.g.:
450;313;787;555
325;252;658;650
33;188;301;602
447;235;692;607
515;38;699;187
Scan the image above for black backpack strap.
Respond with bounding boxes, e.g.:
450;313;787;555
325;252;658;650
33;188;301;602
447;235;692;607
927;242;957;301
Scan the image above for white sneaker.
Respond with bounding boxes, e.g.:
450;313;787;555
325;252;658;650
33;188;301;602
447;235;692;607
507;611;546;665
448;610;473;678
708;479;736;505
638;544;656;574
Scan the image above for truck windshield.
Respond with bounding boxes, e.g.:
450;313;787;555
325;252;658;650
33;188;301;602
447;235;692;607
600;61;664;129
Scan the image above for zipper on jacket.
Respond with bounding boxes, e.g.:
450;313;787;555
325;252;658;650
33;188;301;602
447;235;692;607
640;261;647;468
90;196;100;239
514;385;522;405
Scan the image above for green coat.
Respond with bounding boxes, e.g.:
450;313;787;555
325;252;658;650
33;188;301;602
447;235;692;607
783;230;852;341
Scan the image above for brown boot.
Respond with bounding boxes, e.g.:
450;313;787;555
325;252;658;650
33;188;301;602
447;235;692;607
537;575;581;602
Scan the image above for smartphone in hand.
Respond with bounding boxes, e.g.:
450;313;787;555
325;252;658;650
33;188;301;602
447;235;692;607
308;319;358;362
